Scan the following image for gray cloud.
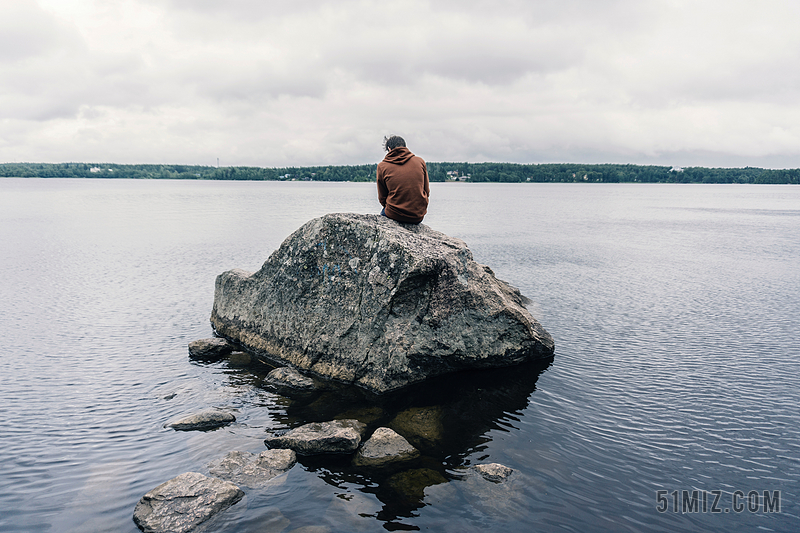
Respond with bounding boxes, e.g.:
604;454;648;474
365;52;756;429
2;0;798;167
0;1;82;62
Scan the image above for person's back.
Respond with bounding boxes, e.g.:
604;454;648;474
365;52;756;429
377;136;430;224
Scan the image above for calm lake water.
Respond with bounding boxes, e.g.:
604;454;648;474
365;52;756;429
1;178;798;533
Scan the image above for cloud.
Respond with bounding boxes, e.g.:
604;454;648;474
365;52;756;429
1;0;799;167
0;1;82;62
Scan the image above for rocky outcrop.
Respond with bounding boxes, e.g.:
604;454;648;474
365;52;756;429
264;419;366;455
211;213;554;393
165;410;235;431
132;472;244;533
353;427;420;467
207;449;296;488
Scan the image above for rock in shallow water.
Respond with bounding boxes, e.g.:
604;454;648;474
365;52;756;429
211;213;554;393
459;463;526;519
353;427;420;467
390;406;444;450
132;472;243;533
165;410;235;431
187;338;233;360
387;468;448;502
264;419;366;455
472;463;514;483
264;366;316;395
207;449;296;488
227;351;252;366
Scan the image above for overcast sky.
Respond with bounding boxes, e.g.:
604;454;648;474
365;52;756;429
2;0;799;168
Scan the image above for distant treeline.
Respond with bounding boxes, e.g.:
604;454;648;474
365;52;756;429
1;162;798;184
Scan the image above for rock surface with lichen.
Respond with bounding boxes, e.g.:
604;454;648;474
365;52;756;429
211;213;554;393
132;472;243;533
264;419;366;455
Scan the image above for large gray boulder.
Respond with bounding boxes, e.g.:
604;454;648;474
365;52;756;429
132;472;244;533
211;213;554;393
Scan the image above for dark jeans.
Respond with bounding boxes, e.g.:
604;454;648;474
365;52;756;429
380;207;420;224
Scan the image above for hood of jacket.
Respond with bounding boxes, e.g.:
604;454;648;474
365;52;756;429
382;147;415;165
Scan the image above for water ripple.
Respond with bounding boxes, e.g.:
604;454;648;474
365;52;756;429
1;181;799;532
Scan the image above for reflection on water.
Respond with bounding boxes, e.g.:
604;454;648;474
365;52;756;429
196;351;552;530
1;180;799;533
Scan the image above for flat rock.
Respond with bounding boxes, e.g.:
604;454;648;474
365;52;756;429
264;419;366;455
472;463;514;483
207;449;296;488
211;213;554;393
188;338;233;360
166;410;235;431
132;472;244;533
353;427;420;467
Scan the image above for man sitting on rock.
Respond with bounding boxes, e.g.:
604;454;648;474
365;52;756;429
377;135;430;224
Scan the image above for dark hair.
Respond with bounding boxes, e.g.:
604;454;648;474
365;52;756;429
383;135;406;152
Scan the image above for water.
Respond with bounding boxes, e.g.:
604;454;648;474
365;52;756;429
1;178;798;532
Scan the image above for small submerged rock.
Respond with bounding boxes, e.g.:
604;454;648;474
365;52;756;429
188;337;234;360
264;367;316;395
387;468;448;502
227;351;252;366
353;427;420;467
165;409;235;431
472;463;514;483
389;406;444;450
132;472;244;533
207;449;296;488
265;419;366;455
459;462;526;519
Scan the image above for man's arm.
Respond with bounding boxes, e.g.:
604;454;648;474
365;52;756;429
377;166;388;207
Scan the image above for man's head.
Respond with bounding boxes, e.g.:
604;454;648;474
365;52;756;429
383;135;406;152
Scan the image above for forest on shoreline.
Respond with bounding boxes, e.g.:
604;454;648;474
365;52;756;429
1;161;798;184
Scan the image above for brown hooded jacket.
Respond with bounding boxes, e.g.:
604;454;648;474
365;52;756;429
377;147;430;224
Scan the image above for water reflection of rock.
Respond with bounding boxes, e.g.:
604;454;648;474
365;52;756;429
277;357;552;525
192;344;552;527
